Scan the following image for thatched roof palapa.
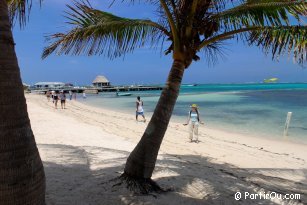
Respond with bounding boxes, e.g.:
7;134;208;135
92;75;109;84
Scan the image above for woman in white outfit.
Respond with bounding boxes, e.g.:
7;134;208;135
136;96;146;122
183;104;204;143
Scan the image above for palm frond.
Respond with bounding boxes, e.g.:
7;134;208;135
201;41;228;66
42;1;169;59
198;25;307;65
198;27;256;49
200;0;245;14
7;0;42;28
212;1;307;31
248;25;307;65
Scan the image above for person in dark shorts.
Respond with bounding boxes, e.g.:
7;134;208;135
53;91;59;109
46;91;51;102
51;90;55;103
59;91;66;109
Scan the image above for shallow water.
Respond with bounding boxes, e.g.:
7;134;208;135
80;83;307;144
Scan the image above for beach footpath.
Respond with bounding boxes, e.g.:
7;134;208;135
26;94;307;205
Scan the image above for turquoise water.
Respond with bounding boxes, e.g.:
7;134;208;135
80;83;307;143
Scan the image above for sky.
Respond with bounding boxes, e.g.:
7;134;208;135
13;0;307;86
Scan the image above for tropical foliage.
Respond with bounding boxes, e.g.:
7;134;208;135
43;0;307;65
7;0;42;27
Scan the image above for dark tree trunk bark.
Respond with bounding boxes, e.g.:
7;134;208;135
0;0;46;204
124;59;185;180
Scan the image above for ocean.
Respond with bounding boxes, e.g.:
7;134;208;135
80;83;307;144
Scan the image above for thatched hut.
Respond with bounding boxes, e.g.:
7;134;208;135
92;75;110;87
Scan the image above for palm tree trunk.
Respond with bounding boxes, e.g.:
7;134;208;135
124;59;185;180
0;0;46;204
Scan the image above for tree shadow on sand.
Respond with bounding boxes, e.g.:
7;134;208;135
39;144;306;205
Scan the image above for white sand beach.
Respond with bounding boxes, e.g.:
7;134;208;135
26;94;307;205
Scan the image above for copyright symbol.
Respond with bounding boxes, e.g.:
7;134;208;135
235;192;241;200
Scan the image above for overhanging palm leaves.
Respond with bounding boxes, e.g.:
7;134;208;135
42;1;169;59
212;0;307;31
199;0;307;66
43;0;307;66
7;0;42;27
249;26;307;64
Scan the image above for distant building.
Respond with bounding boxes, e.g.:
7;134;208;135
65;83;74;87
33;82;65;89
92;75;110;87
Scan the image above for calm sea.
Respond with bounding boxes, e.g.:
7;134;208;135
80;83;307;143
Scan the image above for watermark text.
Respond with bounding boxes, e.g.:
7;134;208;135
235;191;301;201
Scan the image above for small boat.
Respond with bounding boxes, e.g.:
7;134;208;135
116;92;132;96
263;78;278;83
182;84;198;87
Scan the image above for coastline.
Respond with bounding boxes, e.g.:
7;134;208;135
26;94;307;204
78;91;307;145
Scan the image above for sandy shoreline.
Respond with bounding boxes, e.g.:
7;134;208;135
26;94;307;204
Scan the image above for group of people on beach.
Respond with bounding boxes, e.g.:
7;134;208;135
45;91;204;142
46;90;78;109
135;96;204;143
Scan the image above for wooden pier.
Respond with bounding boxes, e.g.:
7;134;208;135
29;85;163;94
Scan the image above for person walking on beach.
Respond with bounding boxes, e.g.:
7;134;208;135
83;91;86;99
183;104;204;143
136;96;146;122
53;91;59;109
46;91;51;102
69;90;73;100
59;91;66;109
51;90;55;103
73;92;77;100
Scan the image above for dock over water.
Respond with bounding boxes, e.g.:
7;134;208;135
30;85;163;94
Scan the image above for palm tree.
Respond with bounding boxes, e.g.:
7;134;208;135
0;0;45;203
42;0;307;193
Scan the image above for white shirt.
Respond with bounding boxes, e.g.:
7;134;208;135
137;100;143;112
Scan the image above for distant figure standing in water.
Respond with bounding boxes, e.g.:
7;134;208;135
136;96;146;122
183;104;204;143
83;92;86;99
59;91;66;109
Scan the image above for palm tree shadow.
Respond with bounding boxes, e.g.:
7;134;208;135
155;154;307;205
39;144;306;205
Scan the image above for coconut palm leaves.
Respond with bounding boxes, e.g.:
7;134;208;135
7;0;42;27
42;1;169;59
199;0;307;65
213;0;307;30
249;26;307;65
43;0;307;66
